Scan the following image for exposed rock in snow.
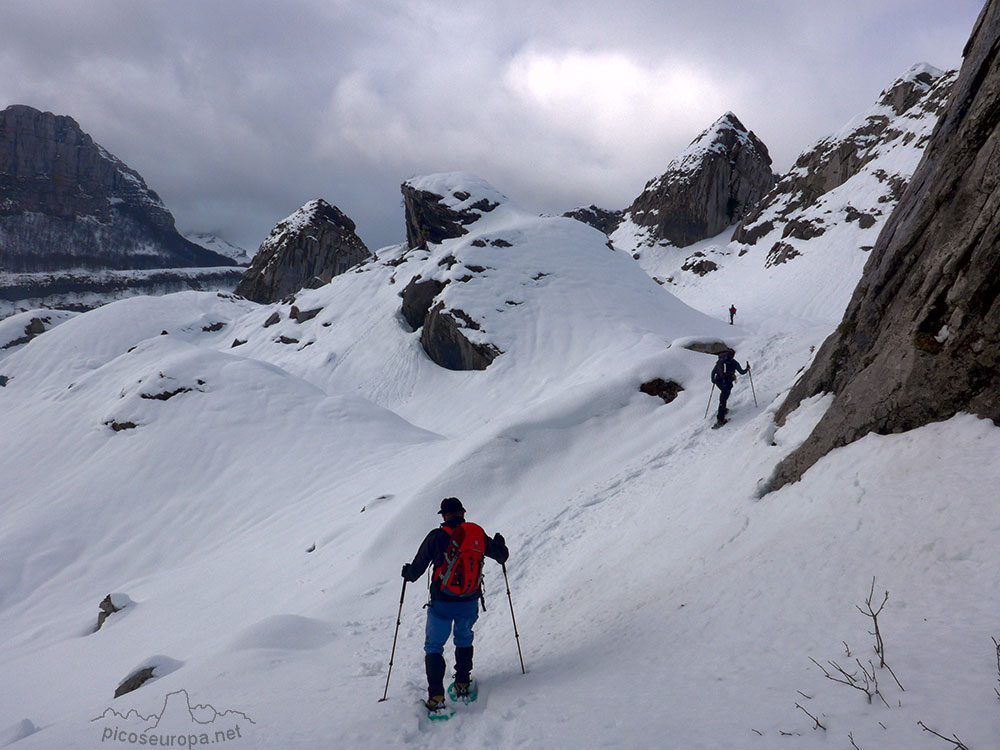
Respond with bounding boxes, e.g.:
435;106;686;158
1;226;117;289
401;172;505;249
768;6;1000;491
562;205;624;236
0;105;235;273
614;112;775;249
235;199;370;304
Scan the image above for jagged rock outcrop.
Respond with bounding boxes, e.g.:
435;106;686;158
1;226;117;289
562;205;623;236
235;199;370;304
766;0;1000;492
401;173;504;250
733;66;956;251
0;105;234;272
616;113;775;248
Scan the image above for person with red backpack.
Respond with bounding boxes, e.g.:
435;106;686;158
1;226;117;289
401;497;509;711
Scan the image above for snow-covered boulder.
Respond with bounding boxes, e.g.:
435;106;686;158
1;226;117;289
401;173;505;249
390;173;731;371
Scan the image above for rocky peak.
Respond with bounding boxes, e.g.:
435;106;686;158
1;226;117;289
401;172;506;250
0;104;234;272
877;63;947;116
235;199;370;304
765;0;1000;492
619;112;775;248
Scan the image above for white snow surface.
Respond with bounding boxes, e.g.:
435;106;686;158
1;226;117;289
1;175;998;750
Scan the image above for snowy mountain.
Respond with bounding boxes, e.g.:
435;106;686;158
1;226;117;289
621;63;956;329
185;233;251;265
0;105;235;273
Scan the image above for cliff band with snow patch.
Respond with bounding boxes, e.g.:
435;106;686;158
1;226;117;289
767;0;1000;491
0;105;234;272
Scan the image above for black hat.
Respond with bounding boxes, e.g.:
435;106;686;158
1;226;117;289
438;497;465;515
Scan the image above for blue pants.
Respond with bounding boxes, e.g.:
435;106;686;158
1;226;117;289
424;599;479;654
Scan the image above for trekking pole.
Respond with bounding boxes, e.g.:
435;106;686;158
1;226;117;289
747;365;758;408
378;579;407;702
704;383;715;419
501;563;526;674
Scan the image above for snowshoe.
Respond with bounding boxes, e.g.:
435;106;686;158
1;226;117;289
447;679;478;705
424;695;453;721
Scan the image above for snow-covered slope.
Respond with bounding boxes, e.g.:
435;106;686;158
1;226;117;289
1;173;998;750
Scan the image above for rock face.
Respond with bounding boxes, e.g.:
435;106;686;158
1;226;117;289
617;113;775;248
0;105;234;272
733;65;956;258
562;205;624;236
401;174;504;250
767;1;1000;492
235;199;370;304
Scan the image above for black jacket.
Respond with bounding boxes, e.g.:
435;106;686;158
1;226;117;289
404;516;509;601
711;354;748;390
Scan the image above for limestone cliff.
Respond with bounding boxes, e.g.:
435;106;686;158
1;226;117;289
767;0;1000;492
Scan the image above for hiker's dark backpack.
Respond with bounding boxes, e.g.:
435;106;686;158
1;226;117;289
711;359;725;386
433;522;486;597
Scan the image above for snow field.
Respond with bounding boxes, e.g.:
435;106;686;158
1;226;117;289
1;178;998;749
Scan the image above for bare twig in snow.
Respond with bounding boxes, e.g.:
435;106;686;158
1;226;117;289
797;690;813;700
795;702;826;731
916;720;969;749
993;637;1000;700
849;731;862;750
844;640;852;657
751;728;763;736
856;576;888;668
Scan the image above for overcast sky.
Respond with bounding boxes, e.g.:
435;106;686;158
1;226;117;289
0;0;986;253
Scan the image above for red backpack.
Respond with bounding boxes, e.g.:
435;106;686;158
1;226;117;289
433;522;486;596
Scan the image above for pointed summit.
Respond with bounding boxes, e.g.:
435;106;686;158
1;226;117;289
619;112;775;248
235;199;370;304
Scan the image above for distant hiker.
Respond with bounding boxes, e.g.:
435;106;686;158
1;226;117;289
401;497;509;713
729;304;737;325
711;348;749;426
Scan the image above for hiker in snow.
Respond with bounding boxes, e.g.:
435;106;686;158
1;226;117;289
711;348;749;426
729;304;737;325
401;497;509;712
